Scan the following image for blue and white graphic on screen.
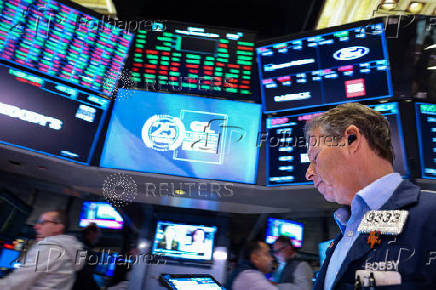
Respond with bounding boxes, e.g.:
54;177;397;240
100;90;261;184
257;22;393;112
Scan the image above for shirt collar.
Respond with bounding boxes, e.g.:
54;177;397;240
333;173;403;233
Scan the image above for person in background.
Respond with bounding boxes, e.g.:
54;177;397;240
72;223;101;290
227;241;278;290
272;236;312;290
0;210;84;290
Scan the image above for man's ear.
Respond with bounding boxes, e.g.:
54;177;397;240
344;125;360;152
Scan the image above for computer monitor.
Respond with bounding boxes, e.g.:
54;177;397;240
79;202;123;230
0;62;110;164
257;20;392;113
265;218;303;248
152;221;217;261
160;274;225;290
0;0;133;96
93;251;118;277
416;102;436;179
127;20;257;100
318;239;334;266
100;90;261;184
0;247;20;270
266;102;408;186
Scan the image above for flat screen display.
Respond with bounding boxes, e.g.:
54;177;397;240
266;102;408;186
0;0;133;96
257;22;392;113
265;218;303;248
160;274;224;290
94;252;118;276
416;102;436;179
127;21;256;100
152;221;217;261
0;248;20;269
0;62;109;164
318;239;334;266
79;202;123;230
100;90;261;184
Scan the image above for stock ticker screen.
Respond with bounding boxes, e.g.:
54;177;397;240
266;102;408;186
416;103;436;179
127;21;257;100
0;61;110;164
0;0;133;96
100;90;261;184
257;22;393;113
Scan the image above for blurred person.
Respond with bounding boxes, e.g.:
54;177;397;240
272;236;312;290
72;223;101;290
157;226;179;250
305;103;436;289
227;241;277;290
0;210;84;289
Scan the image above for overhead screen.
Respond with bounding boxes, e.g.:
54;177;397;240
0;0;133;96
266;102;408;186
416;103;436;179
100;90;261;184
0;62;110;164
257;22;392;113
78;202;123;230
127;21;256;100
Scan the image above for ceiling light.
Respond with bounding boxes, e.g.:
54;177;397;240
381;0;398;10
408;2;424;14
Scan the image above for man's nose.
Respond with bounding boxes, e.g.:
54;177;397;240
306;163;314;181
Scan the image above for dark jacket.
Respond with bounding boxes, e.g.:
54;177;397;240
315;180;436;290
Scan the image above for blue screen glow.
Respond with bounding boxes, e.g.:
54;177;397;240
100;90;261;184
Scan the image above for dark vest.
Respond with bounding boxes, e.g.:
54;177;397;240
278;258;303;284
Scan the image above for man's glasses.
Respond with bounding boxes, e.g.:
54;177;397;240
36;219;59;225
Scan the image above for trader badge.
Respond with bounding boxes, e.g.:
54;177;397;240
358;210;408;235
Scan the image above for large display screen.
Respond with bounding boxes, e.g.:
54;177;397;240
416;103;436;179
266;102;408;186
127;21;256;100
79;202;123;229
0;62;109;164
0;0;133;96
160;274;224;290
257;22;392;113
100;90;261;184
265;218;303;248
152;221;217;261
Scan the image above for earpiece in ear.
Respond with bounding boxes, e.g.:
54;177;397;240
348;134;357;145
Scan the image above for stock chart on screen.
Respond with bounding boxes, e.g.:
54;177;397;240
0;0;133;96
127;21;257;100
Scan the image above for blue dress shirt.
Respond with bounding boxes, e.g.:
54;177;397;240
324;173;403;290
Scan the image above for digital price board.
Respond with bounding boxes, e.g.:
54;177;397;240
127;21;256;100
257;22;392;113
0;0;133;96
416;103;436;179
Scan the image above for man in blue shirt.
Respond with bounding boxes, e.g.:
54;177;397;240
305;103;436;289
